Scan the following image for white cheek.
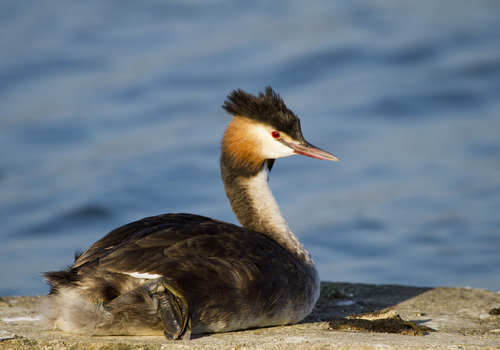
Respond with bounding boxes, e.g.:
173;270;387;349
251;125;295;159
263;139;295;158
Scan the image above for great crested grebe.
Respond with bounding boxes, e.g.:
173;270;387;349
41;87;338;340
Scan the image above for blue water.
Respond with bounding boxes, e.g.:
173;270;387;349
1;0;499;296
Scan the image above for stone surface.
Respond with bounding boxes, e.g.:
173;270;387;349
1;282;499;349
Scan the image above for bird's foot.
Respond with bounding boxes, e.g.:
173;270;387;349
143;279;191;340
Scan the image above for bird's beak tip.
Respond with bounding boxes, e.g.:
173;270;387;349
289;142;339;162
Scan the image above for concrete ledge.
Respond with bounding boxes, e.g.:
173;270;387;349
1;282;499;349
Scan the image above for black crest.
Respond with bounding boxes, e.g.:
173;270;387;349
222;87;304;140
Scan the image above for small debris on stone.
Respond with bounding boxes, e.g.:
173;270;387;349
0;330;25;342
335;300;356;306
328;308;435;336
320;284;353;299
488;308;500;315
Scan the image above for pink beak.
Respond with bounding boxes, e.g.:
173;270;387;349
286;141;339;161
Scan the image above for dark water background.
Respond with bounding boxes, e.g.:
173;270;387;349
1;0;499;296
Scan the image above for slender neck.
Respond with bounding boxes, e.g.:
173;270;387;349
221;159;313;264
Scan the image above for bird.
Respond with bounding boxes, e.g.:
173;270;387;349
40;87;339;340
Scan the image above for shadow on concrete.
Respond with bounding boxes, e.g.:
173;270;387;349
304;282;433;323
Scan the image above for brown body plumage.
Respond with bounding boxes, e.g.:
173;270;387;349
41;87;338;340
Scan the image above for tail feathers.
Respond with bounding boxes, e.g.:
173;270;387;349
42;251;83;293
40;267;191;337
39;287;112;335
39;286;164;336
43;268;80;294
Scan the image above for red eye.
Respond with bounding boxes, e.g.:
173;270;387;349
271;131;280;139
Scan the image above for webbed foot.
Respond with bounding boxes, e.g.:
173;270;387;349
143;278;191;340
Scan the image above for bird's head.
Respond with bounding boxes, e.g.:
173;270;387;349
221;87;338;177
